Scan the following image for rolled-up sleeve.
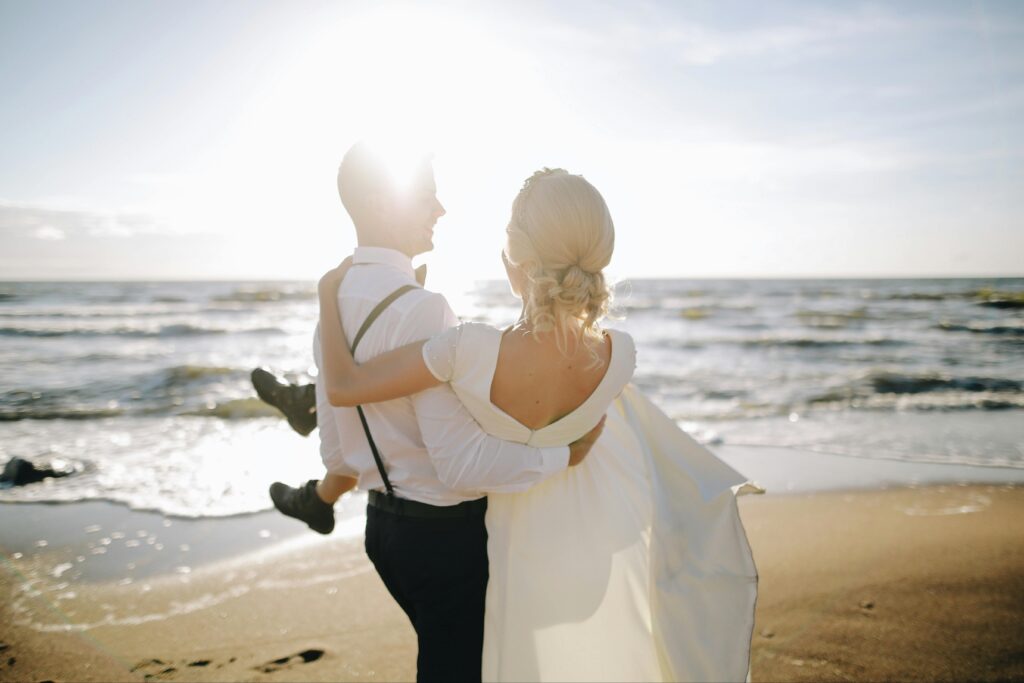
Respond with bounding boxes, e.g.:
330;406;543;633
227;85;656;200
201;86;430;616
415;384;570;492
401;295;570;493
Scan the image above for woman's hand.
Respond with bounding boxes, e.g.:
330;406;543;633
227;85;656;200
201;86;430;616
319;256;354;293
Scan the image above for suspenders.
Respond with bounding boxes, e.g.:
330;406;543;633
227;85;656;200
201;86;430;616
349;284;418;498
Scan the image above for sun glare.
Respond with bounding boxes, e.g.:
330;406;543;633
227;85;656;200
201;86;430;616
204;4;568;280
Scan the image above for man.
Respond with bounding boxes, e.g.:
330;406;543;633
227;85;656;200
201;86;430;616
268;141;602;683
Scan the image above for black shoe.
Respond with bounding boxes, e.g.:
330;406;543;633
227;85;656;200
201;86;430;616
269;480;335;535
251;368;318;436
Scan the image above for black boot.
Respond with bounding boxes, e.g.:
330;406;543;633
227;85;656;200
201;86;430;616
251;368;317;436
269;480;335;535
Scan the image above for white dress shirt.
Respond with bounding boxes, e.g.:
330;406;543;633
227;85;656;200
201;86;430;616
313;246;570;506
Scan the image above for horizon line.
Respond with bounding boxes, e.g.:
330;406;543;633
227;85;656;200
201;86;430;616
2;273;1022;284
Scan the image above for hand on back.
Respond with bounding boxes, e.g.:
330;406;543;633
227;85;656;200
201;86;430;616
319;256;354;294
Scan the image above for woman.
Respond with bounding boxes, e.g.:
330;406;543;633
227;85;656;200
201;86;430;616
318;168;763;682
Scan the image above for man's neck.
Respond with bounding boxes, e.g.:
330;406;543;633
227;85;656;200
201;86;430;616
355;235;415;259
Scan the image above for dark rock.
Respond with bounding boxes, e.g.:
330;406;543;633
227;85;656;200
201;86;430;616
1;457;72;486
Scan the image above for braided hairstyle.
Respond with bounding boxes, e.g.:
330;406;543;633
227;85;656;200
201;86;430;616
505;168;614;368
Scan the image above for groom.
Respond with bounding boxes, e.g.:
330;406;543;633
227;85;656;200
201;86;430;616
272;141;603;683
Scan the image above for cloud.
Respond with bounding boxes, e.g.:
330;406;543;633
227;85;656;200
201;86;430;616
0;201;167;241
32;226;65;241
551;4;1023;69
567;6;911;67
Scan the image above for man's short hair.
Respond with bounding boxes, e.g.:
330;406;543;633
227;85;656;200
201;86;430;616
336;140;433;227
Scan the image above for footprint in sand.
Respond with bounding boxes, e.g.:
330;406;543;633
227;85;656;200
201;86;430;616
130;658;178;680
255;649;325;673
131;656;234;678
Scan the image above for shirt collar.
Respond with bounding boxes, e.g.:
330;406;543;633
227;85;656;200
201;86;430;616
352;246;416;280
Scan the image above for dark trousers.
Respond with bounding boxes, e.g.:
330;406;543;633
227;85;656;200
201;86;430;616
365;501;489;683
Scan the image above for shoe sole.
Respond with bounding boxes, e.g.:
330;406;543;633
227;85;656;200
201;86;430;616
268;482;334;535
252;369;316;437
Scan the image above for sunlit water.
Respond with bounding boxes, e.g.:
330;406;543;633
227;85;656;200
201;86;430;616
1;278;1022;517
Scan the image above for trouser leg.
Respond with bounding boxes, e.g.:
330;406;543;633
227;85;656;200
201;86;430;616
364;504;489;683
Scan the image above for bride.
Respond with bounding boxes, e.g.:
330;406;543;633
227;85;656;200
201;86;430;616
317;168;762;682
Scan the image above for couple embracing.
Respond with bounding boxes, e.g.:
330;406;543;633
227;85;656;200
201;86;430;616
264;141;763;683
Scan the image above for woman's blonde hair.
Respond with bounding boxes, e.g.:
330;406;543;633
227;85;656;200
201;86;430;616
505;168;614;367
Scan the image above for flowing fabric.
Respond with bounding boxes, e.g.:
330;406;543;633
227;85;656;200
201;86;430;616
421;323;764;682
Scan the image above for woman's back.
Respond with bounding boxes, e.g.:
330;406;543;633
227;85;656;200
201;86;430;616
420;322;633;448
489;327;613;430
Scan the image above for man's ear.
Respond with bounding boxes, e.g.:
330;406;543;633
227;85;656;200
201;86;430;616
365;190;394;226
415;264;427;286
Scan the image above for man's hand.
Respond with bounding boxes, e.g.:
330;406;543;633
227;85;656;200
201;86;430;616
568;415;606;467
318;256;354;293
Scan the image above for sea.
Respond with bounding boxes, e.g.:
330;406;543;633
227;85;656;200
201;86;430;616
1;277;1022;518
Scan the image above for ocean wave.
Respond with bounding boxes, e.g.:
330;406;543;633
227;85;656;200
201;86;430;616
0;305;199;320
621;298;759;316
794;307;869;329
182;398;281;419
879;287;1024;305
883;292;958;301
0;365;255;421
0;397;278;422
970;288;1024;308
936;320;1024;336
140;364;249;395
212;287;316;304
805;391;1024;412
741;336;906;349
978;299;1024;310
164;364;238;383
0;406;124;421
868;370;1021;394
679;307;712;320
0;324;285;338
804;369;1023;412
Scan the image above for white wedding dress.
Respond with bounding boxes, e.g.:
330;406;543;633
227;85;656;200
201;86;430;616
422;322;764;683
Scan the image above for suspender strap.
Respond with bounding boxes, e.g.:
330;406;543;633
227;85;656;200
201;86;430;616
350;284;418;497
351;284;419;352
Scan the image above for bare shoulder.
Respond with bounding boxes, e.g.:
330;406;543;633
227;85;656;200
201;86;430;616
491;328;617;429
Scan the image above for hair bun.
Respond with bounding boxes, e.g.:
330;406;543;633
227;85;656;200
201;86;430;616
505;168;615;367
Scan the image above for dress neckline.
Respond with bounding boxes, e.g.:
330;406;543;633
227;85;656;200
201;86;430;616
484;325;619;434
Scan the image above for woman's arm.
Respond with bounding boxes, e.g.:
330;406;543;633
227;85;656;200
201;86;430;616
317;263;442;407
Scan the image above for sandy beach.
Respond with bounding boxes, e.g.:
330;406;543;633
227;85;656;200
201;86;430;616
2;480;1022;683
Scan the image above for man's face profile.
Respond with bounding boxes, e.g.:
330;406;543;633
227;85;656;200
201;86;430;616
388;164;445;257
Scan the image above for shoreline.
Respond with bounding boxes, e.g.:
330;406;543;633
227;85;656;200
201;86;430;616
2;481;1023;682
3;441;1024;583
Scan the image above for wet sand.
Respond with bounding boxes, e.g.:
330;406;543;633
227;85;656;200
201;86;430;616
2;482;1023;682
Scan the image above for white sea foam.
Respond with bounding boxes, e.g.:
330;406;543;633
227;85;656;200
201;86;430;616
1;278;1021;517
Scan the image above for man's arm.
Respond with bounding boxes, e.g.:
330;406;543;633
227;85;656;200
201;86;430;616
401;293;599;494
313;322;361;480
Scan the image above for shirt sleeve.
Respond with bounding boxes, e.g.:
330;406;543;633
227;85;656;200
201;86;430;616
400;293;570;493
313;322;359;478
421;324;461;382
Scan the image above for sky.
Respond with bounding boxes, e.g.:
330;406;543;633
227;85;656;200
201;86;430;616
1;0;1022;288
